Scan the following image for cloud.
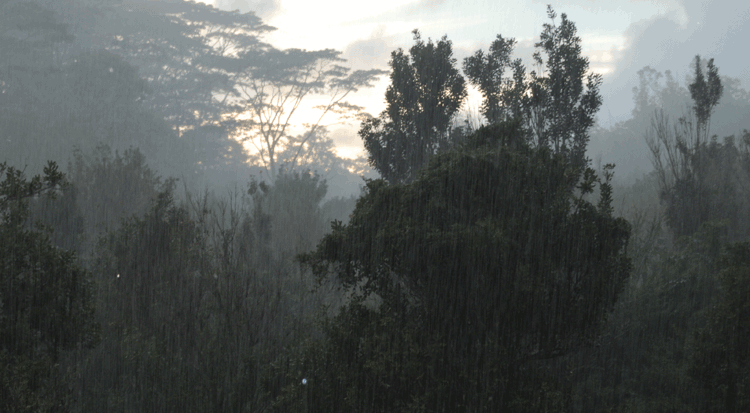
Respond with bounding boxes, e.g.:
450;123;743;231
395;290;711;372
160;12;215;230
214;0;282;19
587;0;750;181
408;0;446;14
599;0;750;122
342;25;396;71
330;126;363;150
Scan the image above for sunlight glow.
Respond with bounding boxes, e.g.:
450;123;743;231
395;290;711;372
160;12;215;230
191;0;710;172
335;146;364;160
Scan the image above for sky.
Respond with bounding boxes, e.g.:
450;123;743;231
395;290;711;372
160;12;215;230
205;0;750;162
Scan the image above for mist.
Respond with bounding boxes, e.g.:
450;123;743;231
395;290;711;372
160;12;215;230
2;1;749;411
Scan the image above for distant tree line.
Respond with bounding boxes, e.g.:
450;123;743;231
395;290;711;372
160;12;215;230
2;1;750;412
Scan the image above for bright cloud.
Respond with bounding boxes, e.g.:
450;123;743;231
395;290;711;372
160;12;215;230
203;0;750;159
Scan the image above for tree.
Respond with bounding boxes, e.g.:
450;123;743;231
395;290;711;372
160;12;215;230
73;177;331;412
690;242;750;413
274;127;369;178
49;0;386;181
182;124;253;185
360;29;467;184
588;57;750;203
27;180;85;254
464;5;602;173
249;168;329;258
0;0;74;169
235;48;386;180
0;30;199;183
463;34;525;124
0;161;97;412
689;55;723;145
0;0;73;77
631;66;690;123
300;121;631;411
67;145;169;253
5;0;382;185
644;56;737;240
54;0;273;134
571;220;725;412
630;60;747;139
645;56;724;195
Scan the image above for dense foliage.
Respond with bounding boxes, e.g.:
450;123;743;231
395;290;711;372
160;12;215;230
464;5;602;174
0;163;98;412
360;30;467;184
690;242;750;413
2;1;750;411
299;121;631;411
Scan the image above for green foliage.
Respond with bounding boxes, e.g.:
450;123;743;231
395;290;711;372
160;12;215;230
183;124;252;184
0;161;65;220
76;186;260;412
77;187;220;412
16;0;383;184
68;145;169;254
571;220;726;412
27;181;85;254
47;0;384;180
0;161;97;412
301;121;631;411
662;132;750;240
7;3;750;412
628;59;749;139
690;242;750;413
361;29;467;184
69;171;333;412
464;5;602;173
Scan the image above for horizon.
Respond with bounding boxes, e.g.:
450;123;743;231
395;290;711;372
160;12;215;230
203;0;750;173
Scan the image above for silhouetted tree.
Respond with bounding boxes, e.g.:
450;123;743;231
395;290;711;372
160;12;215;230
690;241;750;413
645;55;738;240
0;161;97;412
463;34;524;124
464;5;602;174
689;55;723;145
300;121;631;412
571;221;725;412
250;168;329;258
68;145;167;252
235;48;385;180
360;29;467;184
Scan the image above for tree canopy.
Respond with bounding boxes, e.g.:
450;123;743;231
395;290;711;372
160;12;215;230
300;121;631;411
5;2;750;411
464;5;602;174
1;0;380;186
0;162;97;412
643;55;747;241
690;242;750;413
360;29;467;184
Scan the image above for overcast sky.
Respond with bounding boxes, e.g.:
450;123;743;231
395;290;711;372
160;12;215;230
206;0;750;160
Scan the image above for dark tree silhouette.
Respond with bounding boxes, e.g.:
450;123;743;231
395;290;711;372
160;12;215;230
301;121;631;412
464;5;602;174
360;29;467;184
0;162;97;412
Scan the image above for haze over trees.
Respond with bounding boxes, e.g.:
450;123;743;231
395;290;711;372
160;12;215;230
1;1;750;412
